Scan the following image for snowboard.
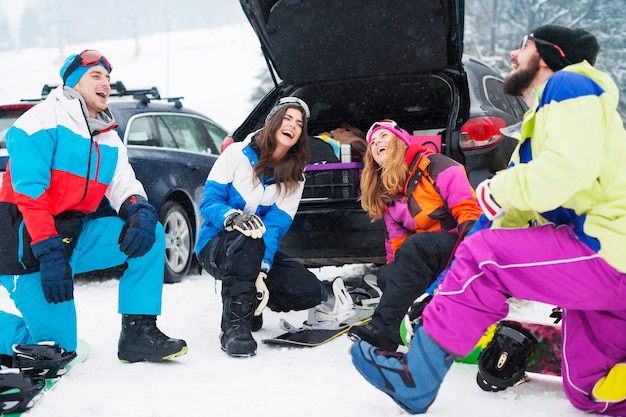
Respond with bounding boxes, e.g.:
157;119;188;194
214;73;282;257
262;315;373;348
5;339;91;416
458;320;562;376
262;274;380;348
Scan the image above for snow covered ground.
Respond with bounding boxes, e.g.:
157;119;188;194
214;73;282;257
0;24;592;417
1;264;588;417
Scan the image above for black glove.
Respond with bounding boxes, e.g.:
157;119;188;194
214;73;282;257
31;236;73;304
118;201;158;257
457;220;476;241
224;212;266;239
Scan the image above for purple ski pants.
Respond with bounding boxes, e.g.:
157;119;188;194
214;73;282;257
423;223;626;416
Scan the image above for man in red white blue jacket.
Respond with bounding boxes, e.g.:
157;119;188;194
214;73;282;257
0;50;186;370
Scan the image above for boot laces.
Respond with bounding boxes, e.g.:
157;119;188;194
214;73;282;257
230;300;252;330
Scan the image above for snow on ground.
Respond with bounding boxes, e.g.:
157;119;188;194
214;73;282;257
1;264;588;417
0;25;591;417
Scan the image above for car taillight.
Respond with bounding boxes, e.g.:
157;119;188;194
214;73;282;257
459;116;506;151
0;104;36;111
221;136;234;153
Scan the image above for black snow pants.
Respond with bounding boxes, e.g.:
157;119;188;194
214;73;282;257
372;232;458;345
198;230;325;312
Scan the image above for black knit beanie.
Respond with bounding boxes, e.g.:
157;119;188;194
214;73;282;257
530;25;599;71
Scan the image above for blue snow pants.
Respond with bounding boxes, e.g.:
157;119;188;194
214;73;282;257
0;216;165;354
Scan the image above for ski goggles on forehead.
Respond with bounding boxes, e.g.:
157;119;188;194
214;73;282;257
366;119;397;143
519;35;566;58
63;49;112;80
277;96;310;118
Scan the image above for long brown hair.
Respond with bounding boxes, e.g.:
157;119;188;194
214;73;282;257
253;105;310;195
359;136;409;220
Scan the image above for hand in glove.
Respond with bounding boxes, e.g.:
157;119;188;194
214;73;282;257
224;212;266;239
32;236;73;304
118;201;158;258
399;293;433;347
254;271;269;316
475;179;504;220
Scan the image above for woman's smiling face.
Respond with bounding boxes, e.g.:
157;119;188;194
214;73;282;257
272;107;304;160
369;129;394;166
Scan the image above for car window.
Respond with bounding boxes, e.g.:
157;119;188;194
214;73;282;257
484;76;515;115
0;110;27;148
126;116;160;146
155;114;209;153
505;95;527;119
200;119;226;155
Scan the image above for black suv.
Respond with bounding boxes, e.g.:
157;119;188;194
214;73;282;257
232;0;527;267
0;82;227;283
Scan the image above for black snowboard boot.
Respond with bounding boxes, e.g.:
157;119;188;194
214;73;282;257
221;293;257;357
251;313;263;332
118;315;188;363
348;321;399;351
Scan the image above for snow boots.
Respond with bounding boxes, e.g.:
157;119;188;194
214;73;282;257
221;293;257;357
476;320;537;391
118;315;188;363
351;324;453;414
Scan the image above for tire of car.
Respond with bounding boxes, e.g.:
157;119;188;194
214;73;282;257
159;200;193;284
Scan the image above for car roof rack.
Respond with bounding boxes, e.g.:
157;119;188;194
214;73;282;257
37;82;178;105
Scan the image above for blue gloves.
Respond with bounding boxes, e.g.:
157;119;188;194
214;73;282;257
31;236;73;304
118;200;158;258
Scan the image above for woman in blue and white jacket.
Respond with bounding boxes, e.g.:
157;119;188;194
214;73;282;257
196;97;326;357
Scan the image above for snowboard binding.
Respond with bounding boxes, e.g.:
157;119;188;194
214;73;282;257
306;277;356;329
0;368;46;414
476;321;537;392
12;341;77;379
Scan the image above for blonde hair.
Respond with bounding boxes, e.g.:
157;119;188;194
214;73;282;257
359;136;409;220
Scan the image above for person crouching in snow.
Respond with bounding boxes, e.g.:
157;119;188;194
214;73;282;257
0;50;187;372
348;120;481;351
350;25;626;416
196;97;328;357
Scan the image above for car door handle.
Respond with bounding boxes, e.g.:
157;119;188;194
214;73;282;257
185;163;200;171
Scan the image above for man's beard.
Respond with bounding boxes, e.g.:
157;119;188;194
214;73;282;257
503;54;540;96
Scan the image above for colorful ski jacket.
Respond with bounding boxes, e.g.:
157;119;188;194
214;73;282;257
0;85;146;273
383;145;482;262
489;61;626;272
196;136;305;271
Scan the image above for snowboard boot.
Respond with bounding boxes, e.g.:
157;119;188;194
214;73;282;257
118;315;188;363
221;293;257;357
351;324;453;414
12;341;77;379
251;313;263;332
348;321;399;351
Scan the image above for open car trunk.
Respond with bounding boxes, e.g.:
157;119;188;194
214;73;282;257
240;0;465;84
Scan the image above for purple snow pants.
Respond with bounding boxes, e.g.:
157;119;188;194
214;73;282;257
423;223;626;416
